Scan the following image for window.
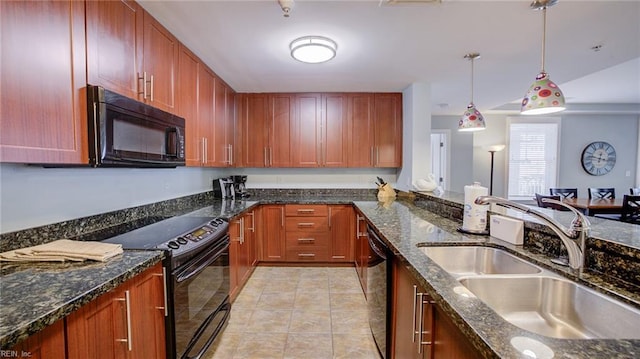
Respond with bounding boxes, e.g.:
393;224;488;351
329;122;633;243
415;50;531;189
507;118;560;201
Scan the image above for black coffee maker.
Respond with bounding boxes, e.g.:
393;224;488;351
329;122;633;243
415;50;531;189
213;177;235;199
231;175;249;198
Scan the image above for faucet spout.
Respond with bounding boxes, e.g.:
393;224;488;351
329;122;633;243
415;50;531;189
474;196;591;270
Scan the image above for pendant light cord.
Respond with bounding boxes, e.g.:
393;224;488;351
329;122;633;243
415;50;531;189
470;57;475;104
541;7;547;72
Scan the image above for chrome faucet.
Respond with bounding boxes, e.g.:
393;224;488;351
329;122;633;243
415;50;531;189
474;196;591;270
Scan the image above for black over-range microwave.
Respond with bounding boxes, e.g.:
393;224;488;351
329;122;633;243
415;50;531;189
87;85;185;167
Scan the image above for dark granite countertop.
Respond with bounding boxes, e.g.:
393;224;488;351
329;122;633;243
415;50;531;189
0;250;164;349
353;199;640;359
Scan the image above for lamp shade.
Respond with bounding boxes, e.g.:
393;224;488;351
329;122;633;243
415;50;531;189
458;103;486;132
521;71;566;115
290;36;337;64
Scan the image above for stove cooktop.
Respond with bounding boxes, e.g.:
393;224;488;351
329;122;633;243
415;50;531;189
102;215;228;258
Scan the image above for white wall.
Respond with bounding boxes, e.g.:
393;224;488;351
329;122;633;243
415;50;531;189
431;116;474;193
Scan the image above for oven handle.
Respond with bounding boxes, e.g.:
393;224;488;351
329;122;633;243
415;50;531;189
175;236;229;283
181;301;231;359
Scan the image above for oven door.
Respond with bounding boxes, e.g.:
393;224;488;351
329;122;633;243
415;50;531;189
172;235;230;359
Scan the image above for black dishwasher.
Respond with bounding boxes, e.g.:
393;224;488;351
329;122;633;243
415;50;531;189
366;225;392;359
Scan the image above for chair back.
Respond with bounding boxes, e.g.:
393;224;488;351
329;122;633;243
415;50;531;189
549;188;578;199
588;187;615;199
621;195;640;224
535;194;567;211
631;188;640;195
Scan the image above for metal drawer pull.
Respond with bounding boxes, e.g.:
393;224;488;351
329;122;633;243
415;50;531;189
297;238;315;242
297;222;314;227
297;209;315;213
115;290;133;351
153;269;168;316
297;253;315;257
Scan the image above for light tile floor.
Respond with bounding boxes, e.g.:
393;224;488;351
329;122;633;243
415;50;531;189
204;266;382;359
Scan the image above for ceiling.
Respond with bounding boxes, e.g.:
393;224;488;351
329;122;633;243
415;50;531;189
138;0;640;116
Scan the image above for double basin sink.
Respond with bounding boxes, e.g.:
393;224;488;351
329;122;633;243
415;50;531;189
418;246;640;340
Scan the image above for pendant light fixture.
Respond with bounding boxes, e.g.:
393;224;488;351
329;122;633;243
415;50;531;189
458;53;486;132
521;0;566;115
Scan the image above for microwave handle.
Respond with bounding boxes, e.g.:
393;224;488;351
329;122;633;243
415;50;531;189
165;127;181;157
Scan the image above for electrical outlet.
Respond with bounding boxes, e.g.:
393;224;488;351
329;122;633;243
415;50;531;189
626;170;631;177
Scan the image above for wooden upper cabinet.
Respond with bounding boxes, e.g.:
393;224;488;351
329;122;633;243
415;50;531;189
177;44;202;166
226;85;237;166
293;93;322;167
142;12;178;113
322;94;349;167
0;0;88;164
347;93;375;167
239;94;269;167
210;78;234;167
269;94;295;167
374;93;403;167
86;0;143;100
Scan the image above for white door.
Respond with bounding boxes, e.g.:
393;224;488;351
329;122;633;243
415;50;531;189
430;131;448;190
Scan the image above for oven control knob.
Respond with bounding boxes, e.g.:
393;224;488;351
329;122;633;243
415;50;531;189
176;237;188;245
210;221;218;227
167;241;180;249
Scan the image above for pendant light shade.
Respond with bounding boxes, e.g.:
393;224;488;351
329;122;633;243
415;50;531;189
459;53;486;132
521;0;566;115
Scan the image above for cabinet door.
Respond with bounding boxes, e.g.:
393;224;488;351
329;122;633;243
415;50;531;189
347;94;375;167
66;288;130;359
130;264;167;359
0;0;87;164
322;94;349;167
373;93;402;167
329;205;355;262
239;94;268;167
268;93;294;167
259;205;285;261
210;77;231;167
142;11;178;113
86;0;143;100
433;306;480;359
9;320;66;359
226;85;237;167
292;93;322;167
177;45;203;166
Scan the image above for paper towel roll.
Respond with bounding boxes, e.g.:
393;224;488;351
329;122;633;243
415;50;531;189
462;182;489;232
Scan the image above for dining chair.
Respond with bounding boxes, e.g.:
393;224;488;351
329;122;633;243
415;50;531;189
631;188;640;195
588;188;615;199
535;193;567;211
621;195;640;224
549;188;578;199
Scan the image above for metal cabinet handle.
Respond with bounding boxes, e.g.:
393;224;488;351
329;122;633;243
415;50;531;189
264;147;268;167
150;75;154;102
269;147;273;166
280;207;284;227
297;253;315;257
153;268;168;316
115;290;133;351
228;144;233;165
356;215;365;237
328;207;332;228
247;211;255;232
297;238;315;243
240;217;245;244
412;285;418;344
297;222;314;227
137;72;147;99
297;209;315;213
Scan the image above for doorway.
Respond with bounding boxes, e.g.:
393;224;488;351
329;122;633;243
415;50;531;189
430;131;449;190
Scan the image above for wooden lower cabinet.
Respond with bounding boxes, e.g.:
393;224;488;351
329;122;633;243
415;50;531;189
9;319;66;359
66;263;166;359
329;205;355;262
355;213;370;293
258;204;285;261
230;210;257;301
392;259;480;359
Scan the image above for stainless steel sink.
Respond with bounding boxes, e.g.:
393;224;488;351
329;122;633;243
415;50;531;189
419;246;542;277
459;276;640;339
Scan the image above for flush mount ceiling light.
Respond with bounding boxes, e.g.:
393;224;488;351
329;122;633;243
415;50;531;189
458;53;486;132
521;0;566;115
290;36;337;64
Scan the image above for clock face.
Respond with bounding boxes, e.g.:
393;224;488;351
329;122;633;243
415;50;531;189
581;141;616;176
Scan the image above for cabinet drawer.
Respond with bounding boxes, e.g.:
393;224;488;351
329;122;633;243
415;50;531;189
285;232;330;249
285;247;329;261
285;204;328;217
285;216;329;232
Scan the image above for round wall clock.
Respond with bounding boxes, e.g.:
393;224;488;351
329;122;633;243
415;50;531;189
581;141;616;176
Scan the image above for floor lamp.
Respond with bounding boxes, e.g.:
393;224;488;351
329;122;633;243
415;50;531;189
487;145;506;196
